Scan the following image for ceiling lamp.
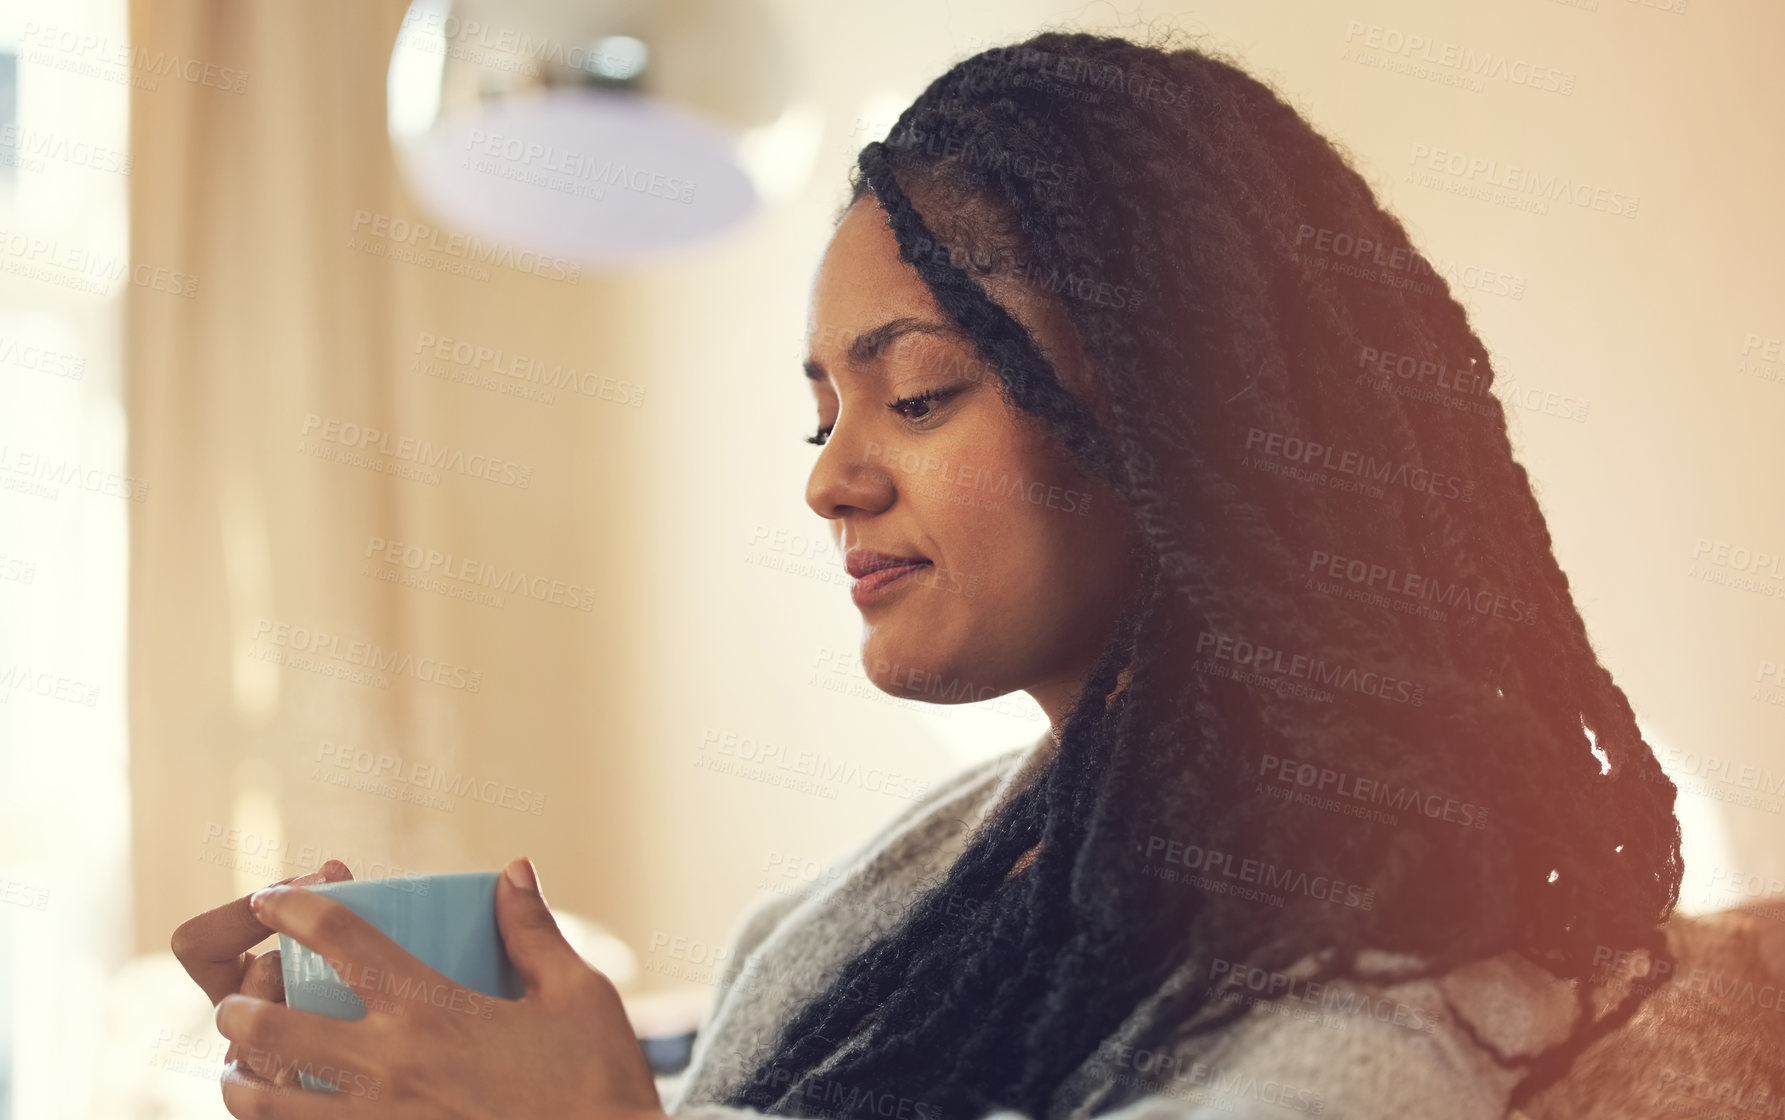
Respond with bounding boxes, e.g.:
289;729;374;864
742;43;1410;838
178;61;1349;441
386;0;818;264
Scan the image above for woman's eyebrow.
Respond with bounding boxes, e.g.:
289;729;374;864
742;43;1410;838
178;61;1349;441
803;316;968;382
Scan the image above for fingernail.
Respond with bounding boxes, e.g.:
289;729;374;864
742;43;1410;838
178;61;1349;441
504;857;537;893
289;870;327;888
249;886;280;912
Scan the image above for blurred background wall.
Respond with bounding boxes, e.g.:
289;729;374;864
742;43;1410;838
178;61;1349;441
0;0;1780;1115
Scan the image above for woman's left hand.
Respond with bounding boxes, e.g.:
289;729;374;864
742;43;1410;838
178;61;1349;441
214;857;668;1120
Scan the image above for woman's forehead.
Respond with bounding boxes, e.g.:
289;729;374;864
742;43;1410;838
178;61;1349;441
806;204;942;350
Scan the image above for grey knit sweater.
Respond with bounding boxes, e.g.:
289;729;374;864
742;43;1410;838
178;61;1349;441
665;734;1580;1120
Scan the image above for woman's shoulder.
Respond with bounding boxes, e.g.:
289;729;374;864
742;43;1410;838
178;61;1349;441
1427;947;1584;1059
1089;947;1581;1120
1515;905;1785;1119
1223;944;1583;1052
1300;948;1581;1110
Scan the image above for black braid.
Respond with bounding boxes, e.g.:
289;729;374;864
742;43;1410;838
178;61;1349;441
723;29;1682;1120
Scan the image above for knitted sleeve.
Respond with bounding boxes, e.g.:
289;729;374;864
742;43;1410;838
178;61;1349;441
670;961;1571;1120
665;740;1570;1120
1057;955;1576;1120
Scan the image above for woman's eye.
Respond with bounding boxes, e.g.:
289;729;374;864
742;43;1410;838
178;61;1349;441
805;387;958;446
888;387;957;424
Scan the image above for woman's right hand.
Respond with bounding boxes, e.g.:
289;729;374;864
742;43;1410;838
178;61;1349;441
169;859;354;1085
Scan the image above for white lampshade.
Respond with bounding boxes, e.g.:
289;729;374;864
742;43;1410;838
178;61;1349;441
386;0;812;264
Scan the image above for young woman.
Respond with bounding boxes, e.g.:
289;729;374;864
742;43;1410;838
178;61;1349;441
175;30;1684;1120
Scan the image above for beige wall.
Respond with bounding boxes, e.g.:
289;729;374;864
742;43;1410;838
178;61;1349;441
129;0;1785;999
126;0;659;962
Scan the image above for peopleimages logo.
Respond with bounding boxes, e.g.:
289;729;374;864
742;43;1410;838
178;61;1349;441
0;334;86;380
1194;630;1428;708
884;121;1079;191
363;535;594;612
19;21;249;93
0;229;199;298
0;124;132;175
901;233;1144;313
1257;752;1489;829
1244;426;1475;503
0;444;149;503
0;878;51;913
697;727;932;801
314;740;547;816
0;664;101;708
1342;20;1577;95
1145;834;1376;911
1306;548;1538;625
249;618;483;693
412;331;646;407
461;129;697;205
1294;223;1438;281
349;210;581;283
959;40;1192;112
1406;143;1640;219
1355;345;1491;399
1090;1040;1328;1113
0;554;37;585
301;415;532;489
863;440;1095;516
1691;538;1785;580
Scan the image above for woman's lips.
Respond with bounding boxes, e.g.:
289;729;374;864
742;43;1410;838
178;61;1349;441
850;560;931;607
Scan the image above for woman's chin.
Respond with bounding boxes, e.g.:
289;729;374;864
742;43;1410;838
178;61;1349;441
858;634;1004;708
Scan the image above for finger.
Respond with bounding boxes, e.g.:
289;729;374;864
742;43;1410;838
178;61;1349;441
222;1056;384;1117
248;885;452;1016
220;944;311;1070
230;1032;302;1092
219;1056;278;1099
272;1051;310;1091
216;994;376;1091
222;1047;333;1097
223;949;271;1067
173;860;353;1005
495;857;588;996
243;948;286;1002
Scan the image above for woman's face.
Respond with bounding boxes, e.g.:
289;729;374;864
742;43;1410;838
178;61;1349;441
803;195;1142;728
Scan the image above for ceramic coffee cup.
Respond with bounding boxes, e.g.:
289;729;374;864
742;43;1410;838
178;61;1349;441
277;871;525;1093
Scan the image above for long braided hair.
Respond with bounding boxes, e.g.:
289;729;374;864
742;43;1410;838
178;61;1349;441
724;29;1682;1120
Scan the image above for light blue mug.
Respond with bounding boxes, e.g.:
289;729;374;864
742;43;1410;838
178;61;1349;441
277;871;526;1093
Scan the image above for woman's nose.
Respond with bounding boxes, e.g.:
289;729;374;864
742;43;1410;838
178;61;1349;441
805;422;896;521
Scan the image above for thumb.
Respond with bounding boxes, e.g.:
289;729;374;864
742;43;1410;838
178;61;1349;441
495;857;579;994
